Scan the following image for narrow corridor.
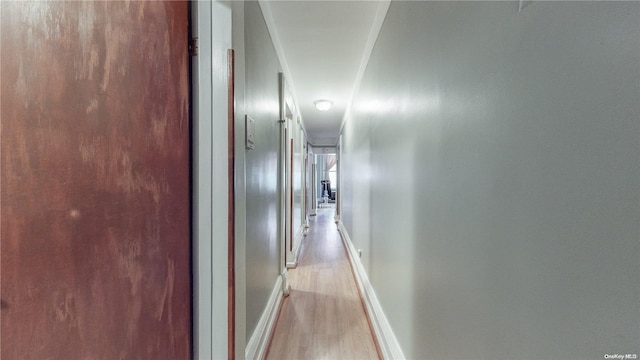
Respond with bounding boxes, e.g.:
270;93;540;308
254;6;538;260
266;208;380;360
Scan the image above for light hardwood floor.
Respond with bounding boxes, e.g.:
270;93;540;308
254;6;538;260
266;208;380;360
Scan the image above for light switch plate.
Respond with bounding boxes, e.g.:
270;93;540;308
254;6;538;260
245;115;255;150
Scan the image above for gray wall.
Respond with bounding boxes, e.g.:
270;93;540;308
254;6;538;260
243;1;282;341
341;2;640;359
230;0;247;355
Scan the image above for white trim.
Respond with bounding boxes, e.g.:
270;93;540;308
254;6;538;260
286;226;305;268
192;3;214;358
245;276;284;360
192;2;233;358
337;221;406;360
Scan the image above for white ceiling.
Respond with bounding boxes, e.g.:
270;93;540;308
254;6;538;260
259;1;390;146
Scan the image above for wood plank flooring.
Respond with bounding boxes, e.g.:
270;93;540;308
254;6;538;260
266;208;380;360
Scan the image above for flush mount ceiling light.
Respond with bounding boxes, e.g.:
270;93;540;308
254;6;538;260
314;99;333;111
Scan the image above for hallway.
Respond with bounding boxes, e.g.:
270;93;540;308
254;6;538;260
2;2;638;359
266;208;380;360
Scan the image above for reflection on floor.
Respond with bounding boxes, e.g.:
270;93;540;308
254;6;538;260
266;208;380;360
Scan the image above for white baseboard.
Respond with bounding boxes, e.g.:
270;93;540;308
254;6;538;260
286;226;305;268
245;275;283;360
337;221;406;360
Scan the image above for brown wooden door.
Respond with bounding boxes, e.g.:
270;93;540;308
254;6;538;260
0;2;191;358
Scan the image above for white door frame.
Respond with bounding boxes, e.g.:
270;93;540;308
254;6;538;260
192;1;232;358
277;73;290;295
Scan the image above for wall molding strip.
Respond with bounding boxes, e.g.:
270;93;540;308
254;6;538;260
286;226;305;269
245;276;284;360
337;221;406;360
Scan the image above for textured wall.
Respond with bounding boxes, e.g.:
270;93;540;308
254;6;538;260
341;2;640;359
1;2;191;358
243;1;282;341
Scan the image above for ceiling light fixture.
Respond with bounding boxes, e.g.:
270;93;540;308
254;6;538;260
314;99;333;111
